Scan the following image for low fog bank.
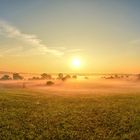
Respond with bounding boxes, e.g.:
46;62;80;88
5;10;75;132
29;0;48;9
0;74;140;94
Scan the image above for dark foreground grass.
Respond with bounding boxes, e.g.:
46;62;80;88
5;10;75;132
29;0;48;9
0;88;140;140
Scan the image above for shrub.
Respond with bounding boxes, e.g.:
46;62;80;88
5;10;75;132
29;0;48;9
62;77;67;81
46;81;54;86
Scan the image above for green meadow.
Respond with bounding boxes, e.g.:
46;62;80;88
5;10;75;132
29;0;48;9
0;86;140;140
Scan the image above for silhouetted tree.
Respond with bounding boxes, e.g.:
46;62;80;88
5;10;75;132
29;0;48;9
1;75;12;80
41;73;52;79
61;75;71;81
65;74;71;79
58;73;63;80
114;74;119;78
13;73;23;80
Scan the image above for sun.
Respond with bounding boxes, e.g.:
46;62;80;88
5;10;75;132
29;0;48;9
71;58;81;68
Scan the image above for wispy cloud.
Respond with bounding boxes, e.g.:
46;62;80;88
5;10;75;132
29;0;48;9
130;39;140;45
0;20;64;56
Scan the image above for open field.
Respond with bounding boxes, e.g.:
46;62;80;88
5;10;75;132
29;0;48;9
0;77;140;140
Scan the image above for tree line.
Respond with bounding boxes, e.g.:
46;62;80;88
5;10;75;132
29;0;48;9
0;73;77;81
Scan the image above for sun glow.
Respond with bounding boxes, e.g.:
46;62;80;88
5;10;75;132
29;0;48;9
71;57;81;68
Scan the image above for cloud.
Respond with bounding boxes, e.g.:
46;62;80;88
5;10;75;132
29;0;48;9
0;20;64;56
130;39;140;45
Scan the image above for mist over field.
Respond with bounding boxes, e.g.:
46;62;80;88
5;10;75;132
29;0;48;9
0;73;140;139
0;73;140;92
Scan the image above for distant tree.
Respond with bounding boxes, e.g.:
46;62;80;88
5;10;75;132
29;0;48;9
31;77;40;80
114;74;119;78
41;73;52;79
72;75;77;79
1;75;12;80
13;73;23;80
65;74;71;79
58;73;63;80
109;76;114;79
105;76;114;79
61;75;71;81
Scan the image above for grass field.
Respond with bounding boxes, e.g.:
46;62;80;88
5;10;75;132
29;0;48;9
0;77;140;140
0;79;140;140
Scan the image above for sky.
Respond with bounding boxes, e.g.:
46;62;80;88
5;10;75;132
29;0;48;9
0;0;140;73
